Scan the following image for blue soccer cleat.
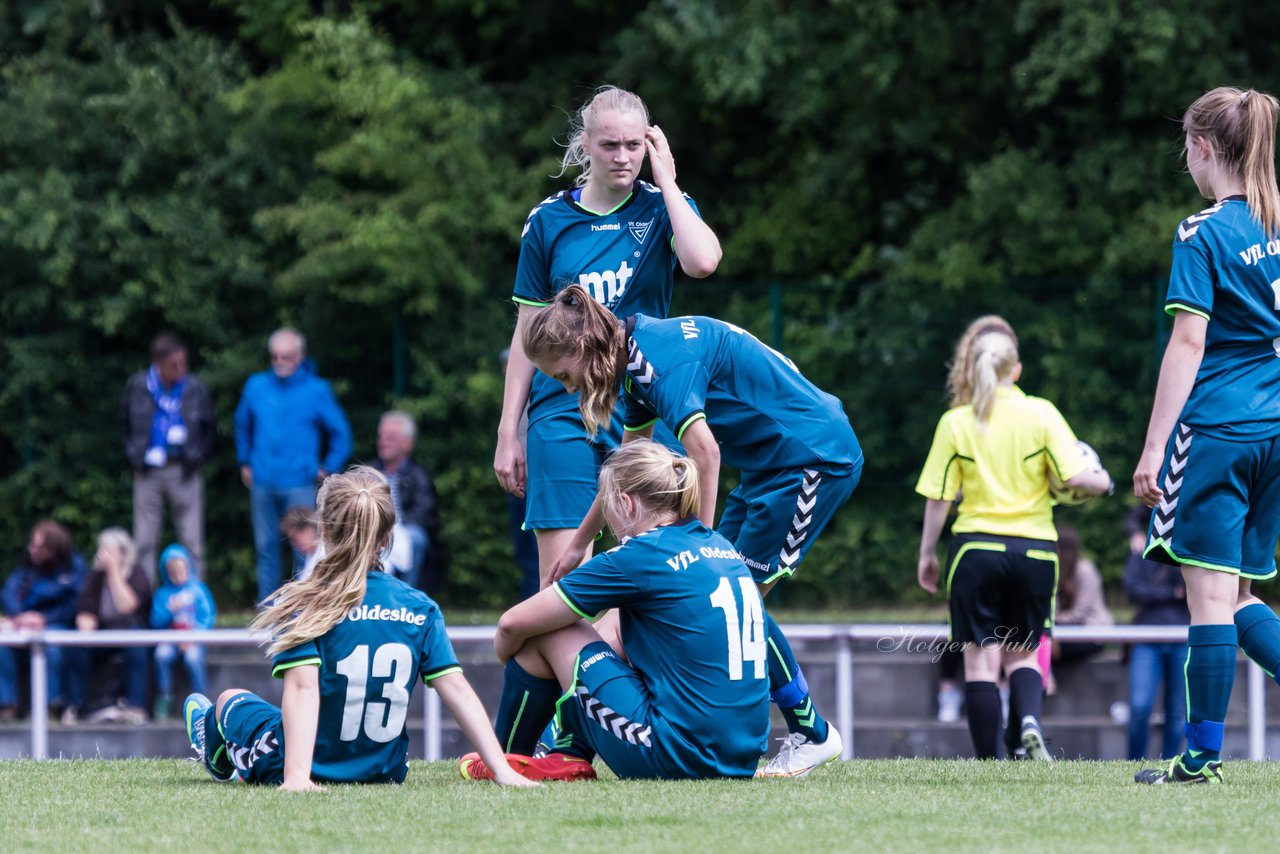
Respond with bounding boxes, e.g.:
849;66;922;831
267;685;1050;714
184;693;237;782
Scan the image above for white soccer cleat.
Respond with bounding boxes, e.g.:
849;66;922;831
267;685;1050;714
755;726;843;778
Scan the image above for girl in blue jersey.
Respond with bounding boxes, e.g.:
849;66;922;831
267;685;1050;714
460;440;770;781
1133;86;1280;785
494;85;722;587
181;467;534;790
518;285;861;777
915;316;1112;761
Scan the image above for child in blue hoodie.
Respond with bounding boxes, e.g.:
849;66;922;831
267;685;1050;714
151;544;216;719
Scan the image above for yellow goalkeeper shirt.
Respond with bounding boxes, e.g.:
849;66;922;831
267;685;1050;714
914;385;1085;541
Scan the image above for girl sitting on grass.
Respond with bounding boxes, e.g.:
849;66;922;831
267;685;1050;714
182;466;534;790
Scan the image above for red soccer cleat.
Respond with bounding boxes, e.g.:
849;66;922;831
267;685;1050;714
458;752;597;782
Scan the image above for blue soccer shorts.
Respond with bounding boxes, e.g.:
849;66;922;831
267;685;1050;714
553;641;674;779
1145;423;1280;580
524;406;680;532
717;462;862;585
217;691;287;785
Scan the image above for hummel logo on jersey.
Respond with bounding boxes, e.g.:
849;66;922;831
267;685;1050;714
579;261;633;306
629;219;654;244
1177;201;1226;242
346;604;427;626
591;222;621;232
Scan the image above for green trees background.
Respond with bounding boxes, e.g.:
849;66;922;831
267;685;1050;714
2;1;1273;609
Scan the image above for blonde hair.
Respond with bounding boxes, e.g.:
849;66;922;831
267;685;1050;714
598;440;700;537
946;315;1019;409
252;467;396;657
96;527;137;572
556;86;650;188
1184;86;1280;237
522;285;625;439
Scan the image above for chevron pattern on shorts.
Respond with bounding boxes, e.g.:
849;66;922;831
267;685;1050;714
778;469;822;570
576;685;652;747
227;729;279;772
626;337;655;387
1152;423;1192;540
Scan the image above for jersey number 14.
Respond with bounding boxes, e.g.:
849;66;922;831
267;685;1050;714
709;577;767;681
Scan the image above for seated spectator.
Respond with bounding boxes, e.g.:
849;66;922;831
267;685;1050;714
371;411;440;592
1046;524;1114;691
1122;505;1189;761
0;520;86;720
64;528;153;724
150;544;215;720
280;507;322;582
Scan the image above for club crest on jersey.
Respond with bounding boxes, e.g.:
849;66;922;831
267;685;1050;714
628;219;654;244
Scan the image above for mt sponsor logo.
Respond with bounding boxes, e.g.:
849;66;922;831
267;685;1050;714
579;261;633;306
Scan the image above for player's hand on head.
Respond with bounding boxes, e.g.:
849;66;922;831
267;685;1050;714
645;125;677;188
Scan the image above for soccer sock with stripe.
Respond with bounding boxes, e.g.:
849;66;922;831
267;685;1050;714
765;612;830;744
1182;623;1236;770
202;706;233;777
494;659;561;755
964;681;1002;760
1235;602;1280;679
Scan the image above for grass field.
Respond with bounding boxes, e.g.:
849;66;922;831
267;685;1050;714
0;758;1273;852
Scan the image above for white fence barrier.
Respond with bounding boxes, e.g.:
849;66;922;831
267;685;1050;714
0;624;1266;762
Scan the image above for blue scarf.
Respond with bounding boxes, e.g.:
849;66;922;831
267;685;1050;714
145;366;187;466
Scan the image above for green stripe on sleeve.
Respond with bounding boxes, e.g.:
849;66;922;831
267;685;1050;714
422;665;463;684
513;296;550;307
1165;302;1210;320
676;412;707;441
553;583;596;620
624;417;659;433
272;657;321;679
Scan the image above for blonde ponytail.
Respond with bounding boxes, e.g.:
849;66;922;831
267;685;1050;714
252;467;396;657
968;330;1019;423
1184;86;1280;237
522;285;626;438
947;315;1018;408
599;440;701;537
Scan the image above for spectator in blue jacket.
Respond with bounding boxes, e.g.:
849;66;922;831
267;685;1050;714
0;520;86;720
234;328;352;602
150;543;216;720
1122;505;1190;761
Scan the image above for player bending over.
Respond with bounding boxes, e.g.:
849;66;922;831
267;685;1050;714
521;286;861;777
459;440;770;781
182;467;533;790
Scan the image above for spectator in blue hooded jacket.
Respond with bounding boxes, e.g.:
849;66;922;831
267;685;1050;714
0;520;85;720
150;543;216;720
234;328;352;602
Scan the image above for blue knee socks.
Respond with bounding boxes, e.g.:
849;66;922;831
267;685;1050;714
494;659;561;755
1235;602;1280;679
765;612;829;744
1183;624;1236;770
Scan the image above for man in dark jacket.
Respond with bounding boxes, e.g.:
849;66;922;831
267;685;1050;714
120;332;215;584
373;411;440;592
